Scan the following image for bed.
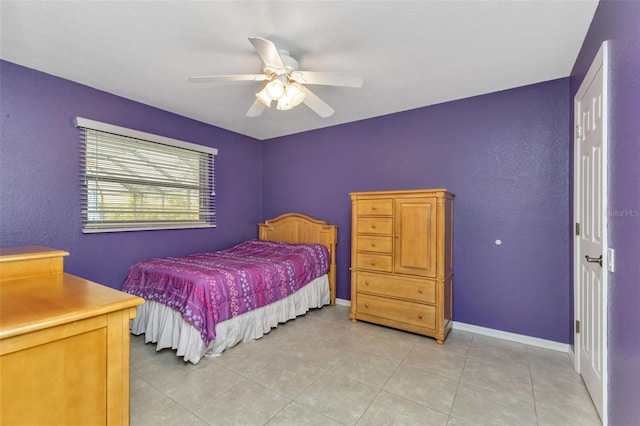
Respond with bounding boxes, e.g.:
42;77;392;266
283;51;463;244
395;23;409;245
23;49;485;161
122;213;337;364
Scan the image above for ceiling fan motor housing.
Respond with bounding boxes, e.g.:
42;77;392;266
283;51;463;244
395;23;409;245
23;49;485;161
263;49;299;75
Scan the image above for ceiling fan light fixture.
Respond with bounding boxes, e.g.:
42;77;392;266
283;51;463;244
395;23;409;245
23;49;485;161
265;77;286;100
276;96;292;111
276;83;306;111
256;87;272;107
286;83;305;107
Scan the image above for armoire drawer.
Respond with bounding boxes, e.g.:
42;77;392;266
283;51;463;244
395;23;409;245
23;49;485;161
356;199;393;216
357;218;393;235
357;236;393;253
356;253;393;272
356;294;436;330
356;272;435;304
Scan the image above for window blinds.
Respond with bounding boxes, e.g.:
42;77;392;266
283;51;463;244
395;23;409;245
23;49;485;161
76;118;217;233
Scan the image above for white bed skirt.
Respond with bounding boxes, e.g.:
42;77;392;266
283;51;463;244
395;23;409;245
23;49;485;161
130;275;330;364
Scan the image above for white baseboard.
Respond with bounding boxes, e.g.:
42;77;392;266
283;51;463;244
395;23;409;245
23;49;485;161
332;299;569;353
335;298;351;307
452;321;570;353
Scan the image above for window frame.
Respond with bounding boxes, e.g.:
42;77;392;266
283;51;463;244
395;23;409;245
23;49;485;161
76;117;218;233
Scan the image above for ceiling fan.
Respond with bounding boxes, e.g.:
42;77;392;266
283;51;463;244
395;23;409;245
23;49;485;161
189;37;363;118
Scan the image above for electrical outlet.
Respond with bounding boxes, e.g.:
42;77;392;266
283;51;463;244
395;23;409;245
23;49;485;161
607;248;615;272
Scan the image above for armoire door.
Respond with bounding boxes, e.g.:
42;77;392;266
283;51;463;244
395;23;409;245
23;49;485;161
394;197;437;277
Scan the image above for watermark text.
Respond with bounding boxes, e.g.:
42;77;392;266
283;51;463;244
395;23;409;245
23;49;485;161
608;209;640;217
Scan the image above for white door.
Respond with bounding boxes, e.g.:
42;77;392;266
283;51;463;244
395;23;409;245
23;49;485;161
574;41;608;423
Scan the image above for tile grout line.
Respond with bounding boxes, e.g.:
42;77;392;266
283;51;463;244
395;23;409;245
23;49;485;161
130;343;212;423
351;337;419;425
526;345;542;426
256;349;337;425
252;308;361;425
446;331;475;422
359;330;472;422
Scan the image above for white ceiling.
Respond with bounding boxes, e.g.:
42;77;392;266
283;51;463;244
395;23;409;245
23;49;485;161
0;1;598;140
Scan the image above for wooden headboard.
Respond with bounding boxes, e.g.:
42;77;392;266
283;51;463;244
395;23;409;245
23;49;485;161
259;213;337;305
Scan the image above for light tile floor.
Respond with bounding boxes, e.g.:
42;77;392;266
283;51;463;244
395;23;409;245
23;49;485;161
130;305;601;426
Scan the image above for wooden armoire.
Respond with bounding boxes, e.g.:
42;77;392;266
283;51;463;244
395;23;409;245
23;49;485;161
349;189;454;343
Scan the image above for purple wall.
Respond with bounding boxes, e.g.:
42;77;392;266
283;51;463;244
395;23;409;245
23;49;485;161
570;0;640;423
0;60;263;289
4;6;636;418
262;78;571;344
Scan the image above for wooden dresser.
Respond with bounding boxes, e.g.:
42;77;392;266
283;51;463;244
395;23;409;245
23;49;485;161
0;246;144;425
349;189;454;343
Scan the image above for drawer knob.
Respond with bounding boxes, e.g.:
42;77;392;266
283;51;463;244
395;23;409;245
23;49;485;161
371;242;376;247
365;281;370;286
418;314;423;319
370;260;376;265
418;288;423;294
365;303;370;308
372;206;377;210
371;224;376;229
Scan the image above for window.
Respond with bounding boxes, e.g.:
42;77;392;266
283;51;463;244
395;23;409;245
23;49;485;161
76;118;217;233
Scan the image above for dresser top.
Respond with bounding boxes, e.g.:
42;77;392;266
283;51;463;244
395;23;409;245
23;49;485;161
0;246;69;262
350;188;455;197
0;247;143;340
1;274;143;339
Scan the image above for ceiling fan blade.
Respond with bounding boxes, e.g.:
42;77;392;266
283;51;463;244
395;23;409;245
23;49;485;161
189;74;269;83
291;71;363;88
246;99;267;118
248;37;285;72
298;86;335;118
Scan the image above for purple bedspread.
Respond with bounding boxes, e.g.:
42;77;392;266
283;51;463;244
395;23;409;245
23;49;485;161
122;239;330;346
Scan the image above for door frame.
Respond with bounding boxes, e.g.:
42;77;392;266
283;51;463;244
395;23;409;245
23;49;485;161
573;40;609;424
